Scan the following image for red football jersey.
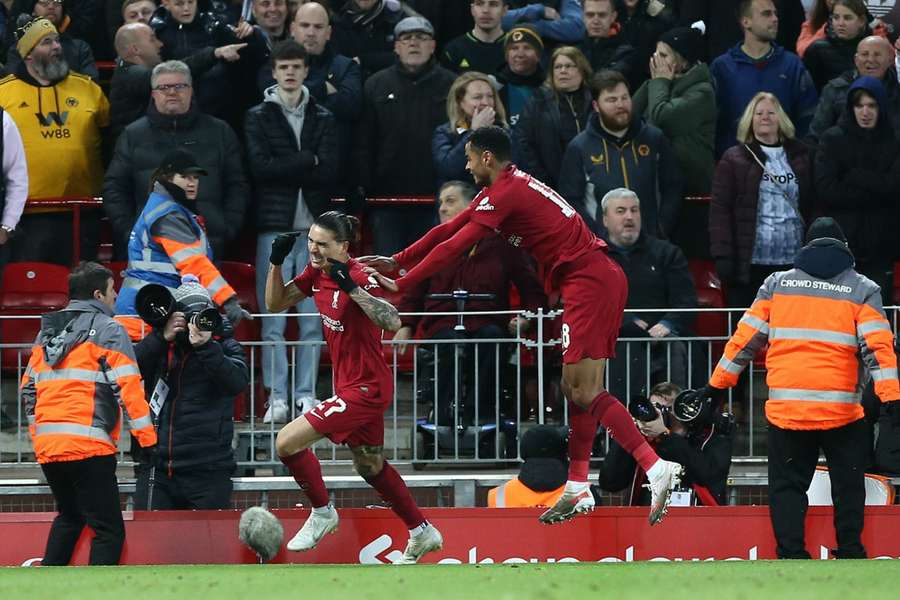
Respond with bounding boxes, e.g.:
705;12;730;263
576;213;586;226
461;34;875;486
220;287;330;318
292;259;393;405
468;165;605;284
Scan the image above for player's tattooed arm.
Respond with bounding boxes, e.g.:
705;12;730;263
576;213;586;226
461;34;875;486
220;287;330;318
349;288;402;332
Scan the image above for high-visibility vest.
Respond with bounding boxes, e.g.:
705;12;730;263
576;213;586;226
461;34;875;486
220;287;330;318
20;300;157;463
115;185;235;337
710;266;900;430
488;478;566;508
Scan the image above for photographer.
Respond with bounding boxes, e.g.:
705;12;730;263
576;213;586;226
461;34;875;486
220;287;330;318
133;275;249;510
598;382;733;506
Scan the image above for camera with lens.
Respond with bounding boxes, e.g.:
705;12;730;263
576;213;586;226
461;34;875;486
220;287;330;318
673;388;734;434
629;396;670;424
135;283;222;332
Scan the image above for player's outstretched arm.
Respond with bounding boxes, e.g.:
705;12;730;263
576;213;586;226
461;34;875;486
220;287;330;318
349;287;402;332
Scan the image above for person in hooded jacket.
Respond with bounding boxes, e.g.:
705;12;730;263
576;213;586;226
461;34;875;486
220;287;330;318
331;0;417;81
803;0;873;93
132;273;248;510
701;217;900;559
814;75;900;305
488;425;570;507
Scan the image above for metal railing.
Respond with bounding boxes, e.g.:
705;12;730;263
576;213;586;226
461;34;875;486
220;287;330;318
1;305;846;471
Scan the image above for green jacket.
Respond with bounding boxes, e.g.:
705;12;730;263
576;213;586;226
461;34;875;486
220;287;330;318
632;62;716;194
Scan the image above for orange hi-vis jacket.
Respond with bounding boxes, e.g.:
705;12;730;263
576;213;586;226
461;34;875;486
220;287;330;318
488;478;566;508
710;265;900;430
20;299;157;463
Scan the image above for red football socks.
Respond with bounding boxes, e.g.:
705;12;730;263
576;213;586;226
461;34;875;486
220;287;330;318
566;403;597;482
365;461;426;529
591;390;659;472
280;449;330;507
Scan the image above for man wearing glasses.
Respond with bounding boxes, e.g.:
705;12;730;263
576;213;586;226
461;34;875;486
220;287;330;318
103;59;248;262
355;16;455;256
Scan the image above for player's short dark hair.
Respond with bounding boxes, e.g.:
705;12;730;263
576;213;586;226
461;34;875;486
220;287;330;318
591;69;629;99
271;39;307;66
314;210;360;243
69;261;114;300
468;126;511;162
439;180;477;202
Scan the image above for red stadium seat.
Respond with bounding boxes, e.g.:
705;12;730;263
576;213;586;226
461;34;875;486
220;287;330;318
217;261;260;343
0;262;70;370
893;261;900;305
687;259;727;338
102;261;128;291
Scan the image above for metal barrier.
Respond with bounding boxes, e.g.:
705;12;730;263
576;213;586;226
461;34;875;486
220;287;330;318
1;305;834;472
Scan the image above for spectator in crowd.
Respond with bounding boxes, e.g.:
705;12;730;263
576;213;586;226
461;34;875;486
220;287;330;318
797;0;835;57
578;0;635;79
133;274;249;509
709;92;813;307
245;40;339;422
803;0;872;92
251;0;290;49
809;35;897;141
109;22;245;144
0;17;108;266
679;0;806;59
814;76;900;304
559;69;682;239
616;0;676;89
441;0;507;76
104;60;248;262
600;189;698;398
152;0;258;121
512;45;593;188
496;25;545;126
5;1;97;78
394;180;545;426
599;382;733;506
501;0;585;44
103;0;159;64
432;71;508;189
114;148;250;339
123;0;156;25
0;110;28;278
704;217;900;558
488;425;569;507
710;0;818;157
356;15;455;255
331;0;417;80
20;262;157;565
631;25;715;194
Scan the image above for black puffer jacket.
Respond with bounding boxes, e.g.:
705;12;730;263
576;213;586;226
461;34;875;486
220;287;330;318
331;0;416;80
814;76;900;263
511;85;593;188
803;23;871;93
102;102;249;259
134;324;248;473
244;91;339;232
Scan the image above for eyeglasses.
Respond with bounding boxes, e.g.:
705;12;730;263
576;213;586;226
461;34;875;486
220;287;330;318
397;33;432;43
153;83;191;93
553;63;578;71
36;0;63;5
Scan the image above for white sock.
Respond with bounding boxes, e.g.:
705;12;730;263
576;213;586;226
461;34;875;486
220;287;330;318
408;522;429;536
646;459;665;480
565;480;589;492
312;504;333;515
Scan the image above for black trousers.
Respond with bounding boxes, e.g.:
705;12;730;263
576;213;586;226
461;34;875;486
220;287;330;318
134;465;233;510
767;419;869;559
41;454;125;566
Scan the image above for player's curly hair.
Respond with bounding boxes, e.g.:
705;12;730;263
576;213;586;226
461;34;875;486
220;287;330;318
314;211;360;244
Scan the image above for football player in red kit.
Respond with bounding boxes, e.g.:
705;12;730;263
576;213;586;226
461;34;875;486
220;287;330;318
265;211;443;562
362;127;683;525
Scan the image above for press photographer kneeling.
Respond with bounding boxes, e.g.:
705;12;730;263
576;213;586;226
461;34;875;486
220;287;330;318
598;383;734;506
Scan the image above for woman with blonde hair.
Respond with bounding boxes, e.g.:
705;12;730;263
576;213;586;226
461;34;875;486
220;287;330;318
512;45;593;187
432;71;508;189
709;92;813;307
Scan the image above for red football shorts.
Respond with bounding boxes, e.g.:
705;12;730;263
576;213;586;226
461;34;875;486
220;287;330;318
305;386;390;447
557;250;628;363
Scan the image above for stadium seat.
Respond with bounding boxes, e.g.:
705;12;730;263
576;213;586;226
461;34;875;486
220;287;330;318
102;261;128;291
806;466;895;506
0;263;70;370
892;261;900;305
688;259;726;338
217;261;260;343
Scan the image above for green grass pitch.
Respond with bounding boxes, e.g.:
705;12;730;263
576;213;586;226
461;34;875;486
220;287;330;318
3;562;900;600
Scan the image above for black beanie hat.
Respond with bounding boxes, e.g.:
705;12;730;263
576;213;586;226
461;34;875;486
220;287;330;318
805;217;847;245
659;26;703;66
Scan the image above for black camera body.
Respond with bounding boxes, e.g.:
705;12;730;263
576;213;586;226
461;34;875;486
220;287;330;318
629;396;670;425
135;283;222;332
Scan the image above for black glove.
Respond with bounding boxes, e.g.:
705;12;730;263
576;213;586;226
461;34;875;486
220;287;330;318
714;258;734;284
270;231;302;266
887;401;900;427
327;259;358;294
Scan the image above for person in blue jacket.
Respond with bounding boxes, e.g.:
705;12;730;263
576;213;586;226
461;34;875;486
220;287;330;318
501;0;586;44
